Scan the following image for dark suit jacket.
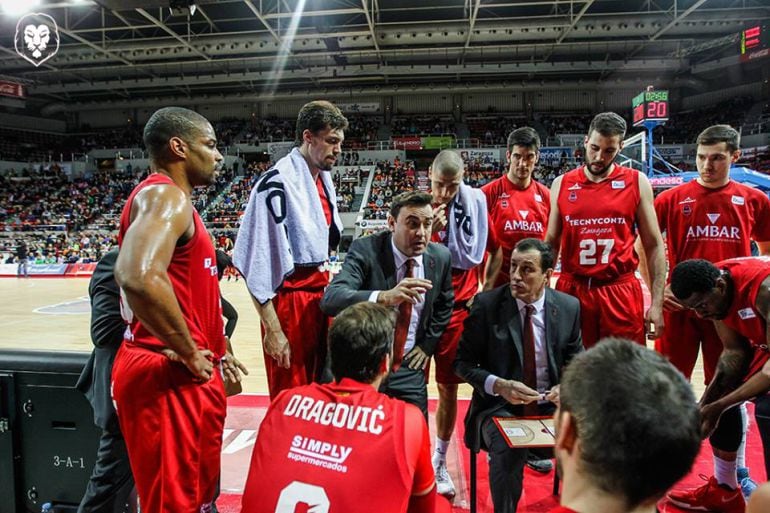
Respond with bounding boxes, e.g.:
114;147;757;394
75;249;126;431
320;231;454;356
454;285;583;449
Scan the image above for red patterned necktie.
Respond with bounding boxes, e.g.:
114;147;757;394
392;258;415;370
522;303;539;417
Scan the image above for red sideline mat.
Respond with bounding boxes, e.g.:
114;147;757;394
216;395;766;513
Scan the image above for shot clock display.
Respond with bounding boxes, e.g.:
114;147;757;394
632;90;669;127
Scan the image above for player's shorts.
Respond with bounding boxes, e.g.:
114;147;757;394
265;287;329;399
556;272;644;349
425;304;469;385
655;308;722;385
112;344;226;512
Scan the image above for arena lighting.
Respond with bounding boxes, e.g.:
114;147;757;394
1;0;41;15
263;0;305;96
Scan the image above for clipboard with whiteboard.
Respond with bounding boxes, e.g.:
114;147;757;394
491;416;557;448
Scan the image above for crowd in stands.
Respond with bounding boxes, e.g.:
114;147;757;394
657;96;754;144
0;128;69;162
333;167;369;213
540;114;592;138
0;164;139;233
391;116;455;136
344;115;382;149
465;115;527;146
200;162;264;229
1;231;118;266
240;117;295;145
364;160;417;219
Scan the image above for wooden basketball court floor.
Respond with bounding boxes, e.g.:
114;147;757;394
0;276;707;398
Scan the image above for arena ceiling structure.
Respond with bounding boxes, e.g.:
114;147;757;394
0;0;768;114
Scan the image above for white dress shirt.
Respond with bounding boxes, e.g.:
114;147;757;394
484;291;550;396
368;240;425;355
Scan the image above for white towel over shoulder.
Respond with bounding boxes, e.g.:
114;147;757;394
233;148;342;303
446;182;488;270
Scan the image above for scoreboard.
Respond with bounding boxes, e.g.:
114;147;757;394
740;25;769;62
632;90;669;127
741;25;768;55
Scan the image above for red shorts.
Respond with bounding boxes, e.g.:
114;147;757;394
425;306;468;385
655;308;722;385
112;344;226;512
556;273;644;349
265;287;329;399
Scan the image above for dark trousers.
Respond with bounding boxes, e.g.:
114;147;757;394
710;393;770;479
481;407;555;513
78;425;137;513
380;365;428;420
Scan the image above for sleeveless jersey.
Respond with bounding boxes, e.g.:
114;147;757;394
557;165;640;281
241;378;432;512
655;180;770;268
482;176;550;284
118;173;225;356
719;257;770;376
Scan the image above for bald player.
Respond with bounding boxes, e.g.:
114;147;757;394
428;150;491;497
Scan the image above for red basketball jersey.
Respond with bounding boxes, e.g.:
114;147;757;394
655;180;770;268
718;257;770;376
118;173;225;356
242;378;433;512
557;165;640;281
482;176;550;283
431;229;480;302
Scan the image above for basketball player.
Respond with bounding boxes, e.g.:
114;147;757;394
651;124;770;383
551;338;700;513
545;112;666;348
242;302;442;513
112;107;226;511
667;257;770;513
234;101;347;398
647;125;770;499
428;150;491;497
482;127;550;288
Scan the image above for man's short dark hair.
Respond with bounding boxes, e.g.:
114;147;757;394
507;127;541;152
295;100;349;144
670;259;721;300
389;191;433;219
559;338;700;509
514;238;554;271
696;124;740;154
588;112;627;139
143;107;210;161
329;302;395;383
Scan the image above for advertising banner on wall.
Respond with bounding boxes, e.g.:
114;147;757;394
0;80;24;98
456;149;501;163
336;102;381;114
422;136;455;149
649;175;685;189
656;145;684;159
539;147;573;166
392;136;422;150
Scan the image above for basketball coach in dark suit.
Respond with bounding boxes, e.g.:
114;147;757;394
75;248;138;512
454;238;583;513
321;191;454;418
